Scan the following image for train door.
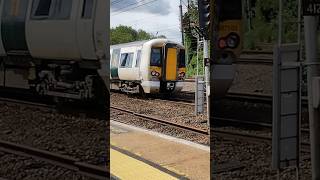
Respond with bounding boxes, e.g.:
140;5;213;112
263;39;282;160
163;43;178;81
111;48;120;80
1;0;29;53
0;0;6;56
133;48;142;80
118;48;136;81
92;0;107;59
77;0;96;60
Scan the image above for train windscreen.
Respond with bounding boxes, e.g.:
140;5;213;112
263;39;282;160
178;49;186;68
150;48;162;66
219;0;242;21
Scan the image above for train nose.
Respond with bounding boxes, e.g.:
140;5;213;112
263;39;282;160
211;64;235;98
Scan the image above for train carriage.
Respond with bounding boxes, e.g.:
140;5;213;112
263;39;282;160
0;0;108;110
110;39;186;94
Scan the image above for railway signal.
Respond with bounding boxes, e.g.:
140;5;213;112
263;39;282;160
198;0;210;39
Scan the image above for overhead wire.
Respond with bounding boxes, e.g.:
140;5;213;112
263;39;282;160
111;0;160;16
111;0;146;13
111;0;126;5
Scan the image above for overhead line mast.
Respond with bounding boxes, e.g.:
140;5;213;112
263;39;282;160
180;0;185;45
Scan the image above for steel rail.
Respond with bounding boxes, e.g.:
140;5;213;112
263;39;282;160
212;129;310;152
111;106;209;136
0;140;109;179
0;97;55;109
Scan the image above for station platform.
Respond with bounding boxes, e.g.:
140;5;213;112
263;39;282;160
110;121;210;180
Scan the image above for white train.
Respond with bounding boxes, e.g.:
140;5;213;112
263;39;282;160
110;39;186;94
0;0;108;108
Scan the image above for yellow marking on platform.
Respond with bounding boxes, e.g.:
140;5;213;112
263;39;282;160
111;148;178;180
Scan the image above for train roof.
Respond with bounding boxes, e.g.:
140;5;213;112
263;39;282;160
110;39;184;49
110;40;149;49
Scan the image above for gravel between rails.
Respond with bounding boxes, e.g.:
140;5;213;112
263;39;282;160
111;93;208;130
0;151;94;180
213;135;311;179
110;97;209;145
111;108;209;145
213;124;311;179
0;102;108;168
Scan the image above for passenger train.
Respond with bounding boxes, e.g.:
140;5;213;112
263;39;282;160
0;0;108;112
110;39;186;94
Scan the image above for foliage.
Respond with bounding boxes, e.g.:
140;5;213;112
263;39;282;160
186;50;204;77
183;0;300;75
182;1;204;77
245;0;299;49
110;25;166;45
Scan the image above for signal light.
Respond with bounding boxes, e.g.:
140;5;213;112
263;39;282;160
218;33;240;49
226;33;240;49
218;38;227;49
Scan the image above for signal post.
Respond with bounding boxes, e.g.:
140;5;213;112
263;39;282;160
303;0;320;178
198;0;211;124
302;0;320;179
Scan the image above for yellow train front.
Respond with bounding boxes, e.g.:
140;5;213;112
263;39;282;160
110;39;186;94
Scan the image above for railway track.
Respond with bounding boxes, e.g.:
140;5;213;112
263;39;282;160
213;117;309;135
0;140;109;179
110;106;209;136
226;92;308;106
212;128;310;153
0;97;55;110
112;103;310;153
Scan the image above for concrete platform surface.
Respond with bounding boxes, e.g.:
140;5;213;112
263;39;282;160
110;121;210;180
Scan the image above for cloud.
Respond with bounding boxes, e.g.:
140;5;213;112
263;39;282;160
111;0;171;15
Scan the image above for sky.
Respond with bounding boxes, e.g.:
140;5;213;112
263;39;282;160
110;0;189;43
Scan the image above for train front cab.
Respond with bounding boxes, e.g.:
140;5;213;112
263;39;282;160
143;41;186;94
212;0;242;97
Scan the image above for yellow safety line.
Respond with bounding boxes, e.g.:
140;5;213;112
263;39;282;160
110;148;179;180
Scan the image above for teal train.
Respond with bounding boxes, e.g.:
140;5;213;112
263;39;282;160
0;0;108;109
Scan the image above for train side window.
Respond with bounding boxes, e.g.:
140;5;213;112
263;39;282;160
51;0;72;19
135;50;142;67
32;0;52;18
150;48;162;66
82;0;94;19
120;53;134;68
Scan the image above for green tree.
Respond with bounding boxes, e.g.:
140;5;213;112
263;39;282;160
110;25;166;45
245;0;298;49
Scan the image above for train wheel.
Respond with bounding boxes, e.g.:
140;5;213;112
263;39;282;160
138;85;146;98
92;75;108;120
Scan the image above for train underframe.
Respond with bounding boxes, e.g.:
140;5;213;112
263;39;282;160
0;56;108;117
111;80;181;95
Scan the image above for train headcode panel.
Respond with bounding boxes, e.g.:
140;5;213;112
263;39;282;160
303;0;320;16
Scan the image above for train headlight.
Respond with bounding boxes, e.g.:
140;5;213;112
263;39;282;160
151;71;160;77
151;71;156;76
226;33;240;49
178;72;185;80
